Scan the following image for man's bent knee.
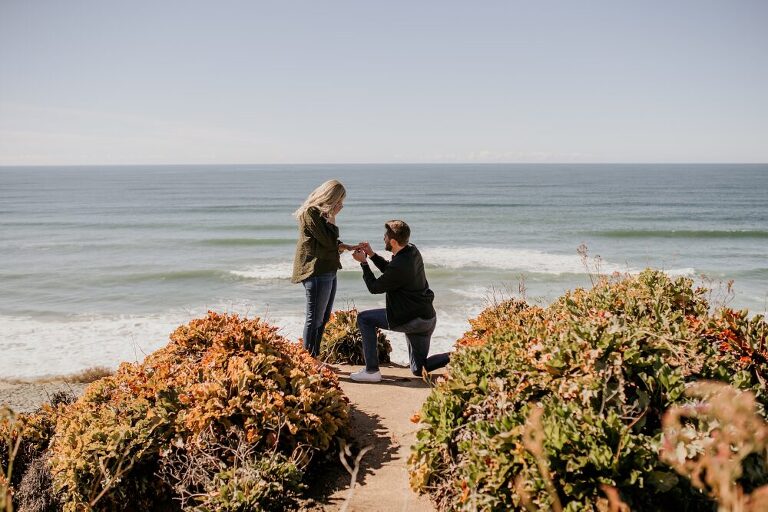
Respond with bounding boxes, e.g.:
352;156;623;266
357;310;375;326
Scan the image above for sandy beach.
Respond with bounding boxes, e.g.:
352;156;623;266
0;380;89;414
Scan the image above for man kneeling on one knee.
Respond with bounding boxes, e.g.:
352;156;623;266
350;220;450;383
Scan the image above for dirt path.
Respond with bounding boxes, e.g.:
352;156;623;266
312;364;438;512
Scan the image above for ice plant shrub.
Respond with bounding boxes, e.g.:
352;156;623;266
409;270;768;511
695;308;768;405
661;382;768;512
158;426;307;511
43;312;349;511
0;392;75;511
456;298;530;348
1;407;16;512
318;309;392;365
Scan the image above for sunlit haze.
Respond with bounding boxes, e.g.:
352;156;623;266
1;0;766;165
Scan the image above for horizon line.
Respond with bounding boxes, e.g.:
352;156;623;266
1;161;767;168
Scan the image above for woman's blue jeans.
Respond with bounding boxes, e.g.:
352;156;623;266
302;272;337;357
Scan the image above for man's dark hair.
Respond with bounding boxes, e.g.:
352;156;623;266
385;220;410;245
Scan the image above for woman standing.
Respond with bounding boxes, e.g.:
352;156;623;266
292;180;356;357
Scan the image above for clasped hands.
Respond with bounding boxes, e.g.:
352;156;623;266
339;242;374;263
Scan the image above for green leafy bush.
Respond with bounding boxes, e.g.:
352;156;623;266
318;309;392;365
3;312;350;512
158;427;306;512
409;270;768;511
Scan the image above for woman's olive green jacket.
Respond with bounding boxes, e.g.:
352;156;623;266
291;206;341;283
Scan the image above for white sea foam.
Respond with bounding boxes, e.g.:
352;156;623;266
0;313;184;379
0;250;701;379
231;249;625;280
421;247;635;275
230;262;294;280
448;286;491;299
0;305;470;378
667;267;697;277
230;248;697;280
230;253;363;280
0;302;294;379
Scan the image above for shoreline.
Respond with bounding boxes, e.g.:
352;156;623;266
0;380;89;414
0;366;112;413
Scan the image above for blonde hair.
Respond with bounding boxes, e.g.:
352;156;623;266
293;179;347;218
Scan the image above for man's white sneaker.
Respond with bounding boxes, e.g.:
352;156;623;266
350;369;382;383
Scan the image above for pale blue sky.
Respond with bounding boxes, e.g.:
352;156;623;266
1;0;766;164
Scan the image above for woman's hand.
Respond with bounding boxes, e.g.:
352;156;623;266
339;242;364;253
325;201;344;225
359;242;375;257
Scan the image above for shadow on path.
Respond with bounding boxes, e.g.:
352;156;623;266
302;403;398;509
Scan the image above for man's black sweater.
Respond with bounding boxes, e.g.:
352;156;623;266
360;244;436;327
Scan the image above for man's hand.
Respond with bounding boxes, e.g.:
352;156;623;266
352;248;368;263
359;242;375;257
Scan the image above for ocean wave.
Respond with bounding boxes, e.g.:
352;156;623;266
181;205;285;214
230;263;295;280
111;269;229;283
0;221;189;230
448;286;492;299
230;253;369;280
736;268;768;278
667;267;697;277
0;305;298;379
230;248;697;279
589;229;768;239
200;237;294;247
0;313;181;379
0;306;461;378
204;224;295;232
421;247;631;275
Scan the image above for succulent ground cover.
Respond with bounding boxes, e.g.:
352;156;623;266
318;309;392;365
2;312;350;511
408;270;768;511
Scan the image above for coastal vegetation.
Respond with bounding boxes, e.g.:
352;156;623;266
3;272;768;511
1;312;349;511
408;270;768;511
318;308;392;365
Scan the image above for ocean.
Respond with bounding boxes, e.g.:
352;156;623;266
1;164;766;378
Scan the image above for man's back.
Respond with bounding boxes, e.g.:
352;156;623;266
362;244;435;327
351;220;451;382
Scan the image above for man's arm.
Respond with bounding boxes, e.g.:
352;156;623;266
360;260;407;294
353;248;406;294
369;253;389;273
